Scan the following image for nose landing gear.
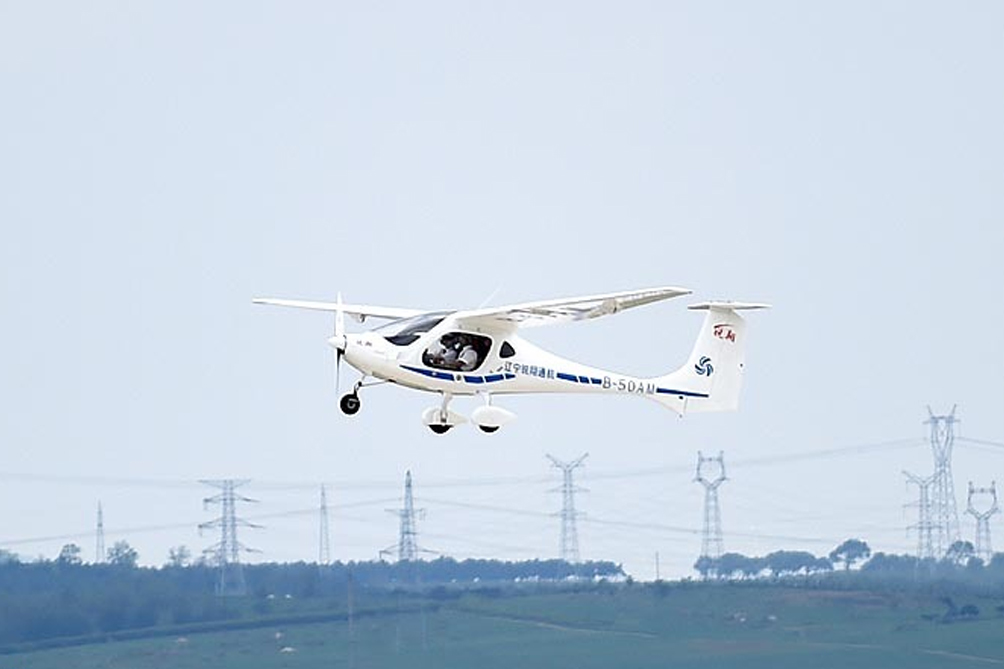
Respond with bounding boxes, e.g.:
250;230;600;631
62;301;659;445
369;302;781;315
339;393;360;415
339;379;366;416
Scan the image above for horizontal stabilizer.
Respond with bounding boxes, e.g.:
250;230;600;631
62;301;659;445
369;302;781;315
688;301;771;312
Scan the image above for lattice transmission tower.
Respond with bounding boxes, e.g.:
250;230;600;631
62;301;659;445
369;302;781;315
381;471;429;562
95;501;105;564
967;481;999;563
904;470;935;560
319;484;331;567
198;479;261;596
547;453;588;563
926;407;961;557
695;451;727;562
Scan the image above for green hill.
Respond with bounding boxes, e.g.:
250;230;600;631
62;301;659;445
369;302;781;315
9;583;1004;668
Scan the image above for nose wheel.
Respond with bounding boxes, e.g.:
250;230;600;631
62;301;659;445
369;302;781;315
337;378;386;417
339;393;361;415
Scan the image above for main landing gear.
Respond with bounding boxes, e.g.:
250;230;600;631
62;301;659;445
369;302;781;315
420;393;516;435
422;393;466;434
470;394;516;434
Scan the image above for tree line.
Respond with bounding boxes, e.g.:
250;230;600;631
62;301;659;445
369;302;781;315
693;537;1004;590
0;545;624;649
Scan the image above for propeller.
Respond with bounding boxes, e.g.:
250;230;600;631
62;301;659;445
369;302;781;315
327;292;347;396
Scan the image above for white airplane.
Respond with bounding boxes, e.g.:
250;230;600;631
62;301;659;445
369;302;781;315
254;287;767;434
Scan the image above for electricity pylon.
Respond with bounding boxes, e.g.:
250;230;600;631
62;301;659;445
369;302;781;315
95;501;105;564
966;481;999;563
904;470;935;560
695;451;727;563
381;471;431;562
198;479;262;596
319;484;331;567
926;407;961;557
547;453;588;563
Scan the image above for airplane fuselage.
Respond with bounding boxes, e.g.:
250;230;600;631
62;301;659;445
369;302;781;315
342;324;702;404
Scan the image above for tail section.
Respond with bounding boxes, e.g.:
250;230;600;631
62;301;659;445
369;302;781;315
650;302;769;415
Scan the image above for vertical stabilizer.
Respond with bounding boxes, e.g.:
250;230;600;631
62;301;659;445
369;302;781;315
650;302;768;415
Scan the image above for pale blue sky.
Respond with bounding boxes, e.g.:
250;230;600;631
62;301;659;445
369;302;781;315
1;2;1002;578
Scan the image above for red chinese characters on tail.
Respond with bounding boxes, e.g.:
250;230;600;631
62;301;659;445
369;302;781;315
713;323;737;343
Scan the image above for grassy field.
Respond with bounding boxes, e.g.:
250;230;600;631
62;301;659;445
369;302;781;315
7;584;1004;668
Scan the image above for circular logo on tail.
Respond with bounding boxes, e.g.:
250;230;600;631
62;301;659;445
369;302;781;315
694;356;714;377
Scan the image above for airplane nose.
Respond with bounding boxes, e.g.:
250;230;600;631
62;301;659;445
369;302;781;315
327;334;347;352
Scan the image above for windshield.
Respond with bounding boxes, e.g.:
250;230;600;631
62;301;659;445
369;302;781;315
373;311;451;346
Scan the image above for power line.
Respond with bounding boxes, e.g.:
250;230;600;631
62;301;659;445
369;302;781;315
419;496;842;546
581;515;839;546
733;438;926;469
0;472;204;489
0;496;401;549
0;435;940;493
5;428;1000;566
958;436;1004;450
419;530;543;557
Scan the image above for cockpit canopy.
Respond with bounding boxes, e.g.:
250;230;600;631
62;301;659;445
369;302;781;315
374;311;451;346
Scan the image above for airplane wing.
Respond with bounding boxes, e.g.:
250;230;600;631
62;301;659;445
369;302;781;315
252;298;423;322
455;286;692;331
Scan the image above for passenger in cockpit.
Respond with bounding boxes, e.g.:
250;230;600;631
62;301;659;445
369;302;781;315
458;345;478;371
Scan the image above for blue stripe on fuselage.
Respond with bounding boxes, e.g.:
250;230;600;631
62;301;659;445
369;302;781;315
401;365;516;385
401;365;455;381
655;387;709;398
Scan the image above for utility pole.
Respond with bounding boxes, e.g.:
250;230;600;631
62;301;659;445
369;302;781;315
319;484;331;568
198;479;261;596
967;481;999;563
547;453;588;563
926;407;961;557
95;501;105;564
904;470;936;560
695;451;727;566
